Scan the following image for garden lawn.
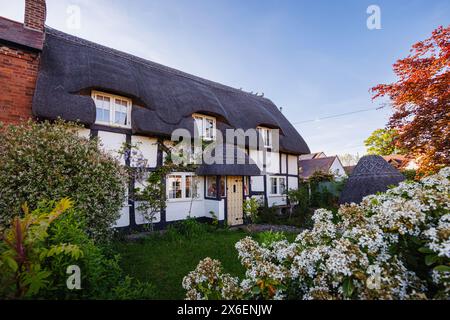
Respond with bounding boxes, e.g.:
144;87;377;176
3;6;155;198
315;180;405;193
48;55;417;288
115;229;249;300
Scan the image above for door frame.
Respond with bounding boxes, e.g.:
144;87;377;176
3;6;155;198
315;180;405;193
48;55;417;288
226;176;244;226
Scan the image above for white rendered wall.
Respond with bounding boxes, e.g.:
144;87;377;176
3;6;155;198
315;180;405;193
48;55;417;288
135;203;161;225
268;195;287;207
131;135;158;168
330;158;347;180
288;176;298;191
250;176;265;192
97;131;126;165
280;153;287;174
287;154;298;175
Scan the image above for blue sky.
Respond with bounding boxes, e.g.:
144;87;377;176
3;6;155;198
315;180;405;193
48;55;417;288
2;0;449;156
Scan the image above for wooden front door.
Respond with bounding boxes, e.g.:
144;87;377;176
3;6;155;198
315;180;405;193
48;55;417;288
227;176;243;226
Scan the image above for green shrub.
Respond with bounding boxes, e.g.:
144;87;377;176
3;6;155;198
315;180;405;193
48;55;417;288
288;185;310;215
256;206;279;224
256;231;287;247
41;204;154;299
0;199;81;299
243;198;261;224
0;120;127;242
402;169;418;181
165;217;208;240
0;199;154;300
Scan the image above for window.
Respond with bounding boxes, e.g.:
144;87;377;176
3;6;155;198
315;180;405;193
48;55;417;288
244;176;250;196
167;174;199;200
193;114;216;141
269;176;286;196
206;176;217;198
219;177;226;197
168;175;182;199
92;91;132;128
257;127;273;148
205;176;226;198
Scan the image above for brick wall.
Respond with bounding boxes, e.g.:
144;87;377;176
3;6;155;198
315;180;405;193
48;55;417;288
25;0;47;32
0;45;39;124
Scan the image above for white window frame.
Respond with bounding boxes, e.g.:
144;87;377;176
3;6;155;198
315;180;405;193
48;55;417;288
92;91;132;128
193;113;216;141
269;176;286;196
166;173;201;202
257;126;273;148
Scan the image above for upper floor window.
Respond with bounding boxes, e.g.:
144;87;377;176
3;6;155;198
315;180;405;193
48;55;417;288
193;114;216;141
92;91;132;128
257;127;273;148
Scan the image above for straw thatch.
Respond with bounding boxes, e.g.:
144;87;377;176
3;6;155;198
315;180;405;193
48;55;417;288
339;155;405;204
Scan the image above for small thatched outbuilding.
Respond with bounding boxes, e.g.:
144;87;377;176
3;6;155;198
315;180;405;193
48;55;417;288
339;155;405;204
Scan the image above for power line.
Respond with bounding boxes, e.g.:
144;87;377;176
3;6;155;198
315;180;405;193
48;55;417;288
292;107;383;125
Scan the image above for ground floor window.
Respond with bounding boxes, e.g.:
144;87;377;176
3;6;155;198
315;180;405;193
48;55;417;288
244;176;250;196
206;176;226;198
206;176;217;198
167;173;199;200
269;176;286;196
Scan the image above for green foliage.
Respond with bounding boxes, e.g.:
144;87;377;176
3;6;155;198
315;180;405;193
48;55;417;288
0;199;154;300
0;120;127;242
135;167;170;231
0;199;80;299
257;231;287;247
256;206;279;225
40;205;154;299
209;211;219;228
364;128;405;156
243;198;261;224
402;169;418;181
165;217;209;240
288;184;310;215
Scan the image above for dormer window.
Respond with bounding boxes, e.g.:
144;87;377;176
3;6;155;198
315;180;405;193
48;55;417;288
257;127;272;148
193;113;216;141
92;91;132;128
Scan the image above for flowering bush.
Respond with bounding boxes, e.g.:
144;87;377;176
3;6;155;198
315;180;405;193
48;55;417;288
0;120;127;242
183;167;450;300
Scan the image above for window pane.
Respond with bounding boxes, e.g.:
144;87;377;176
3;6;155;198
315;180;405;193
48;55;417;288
168;175;182;199
205;118;214;139
244;177;249;196
206;176;217;198
186;175;191;198
271;177;277;194
219;176;226;197
280;178;286;195
95;95;110;123
194;117;203;137
114;99;128;125
266;130;272;147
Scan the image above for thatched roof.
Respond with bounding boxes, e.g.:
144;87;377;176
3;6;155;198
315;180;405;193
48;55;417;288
339;155;405;204
196;144;261;176
32;27;310;155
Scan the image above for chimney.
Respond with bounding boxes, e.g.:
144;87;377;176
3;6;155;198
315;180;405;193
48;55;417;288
24;0;47;32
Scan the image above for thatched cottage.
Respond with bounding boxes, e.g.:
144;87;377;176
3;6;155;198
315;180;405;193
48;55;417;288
0;0;310;230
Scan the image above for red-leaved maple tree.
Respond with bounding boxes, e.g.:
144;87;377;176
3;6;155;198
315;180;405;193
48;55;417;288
371;26;450;176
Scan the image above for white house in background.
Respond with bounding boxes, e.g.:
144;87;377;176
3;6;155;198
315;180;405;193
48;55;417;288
28;3;310;231
299;153;347;181
299;152;327;161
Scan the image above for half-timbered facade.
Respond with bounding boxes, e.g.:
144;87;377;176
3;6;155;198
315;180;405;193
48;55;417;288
2;0;310;230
